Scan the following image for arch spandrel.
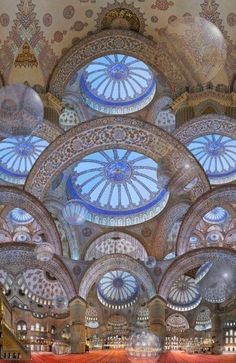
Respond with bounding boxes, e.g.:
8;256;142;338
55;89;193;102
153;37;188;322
78;254;156;301
176;186;236;255
158;247;236;300
48;29;190;99
0;186;62;254
25;117;209;202
174;114;236;144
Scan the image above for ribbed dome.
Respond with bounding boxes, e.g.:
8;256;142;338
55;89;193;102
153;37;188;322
80;54;156;114
188;134;236;184
67;148;169;226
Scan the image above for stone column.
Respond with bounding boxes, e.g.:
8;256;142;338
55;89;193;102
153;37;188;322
211;314;222;354
148;295;166;346
69;297;87;353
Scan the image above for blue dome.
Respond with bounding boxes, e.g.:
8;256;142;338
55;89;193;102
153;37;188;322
97;270;139;309
8;208;34;225
0;135;49;185
67;148;169;226
80;54;156;114
203;207;228;224
187;134;236;184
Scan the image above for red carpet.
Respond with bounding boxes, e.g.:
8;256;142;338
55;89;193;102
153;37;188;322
1;350;236;363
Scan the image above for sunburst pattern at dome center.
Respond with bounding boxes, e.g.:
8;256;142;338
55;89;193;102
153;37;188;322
67;148;169;226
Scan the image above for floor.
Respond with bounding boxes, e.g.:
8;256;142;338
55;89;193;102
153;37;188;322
1;350;236;363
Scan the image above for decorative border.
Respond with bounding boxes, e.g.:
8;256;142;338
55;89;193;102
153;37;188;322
174;114;236;144
25;117;209;201
48;29;189;98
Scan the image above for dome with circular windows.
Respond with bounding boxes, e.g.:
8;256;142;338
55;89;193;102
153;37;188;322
67;148;169;226
166;313;189;332
187;134;236;184
97;270;139;309
167;275;201;311
0;135;49;185
8;208;34;225
203;207;228;224
80;54;156;114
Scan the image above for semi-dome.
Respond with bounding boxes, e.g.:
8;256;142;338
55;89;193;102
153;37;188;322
80;54;156;114
8;208;34;225
203;207;228;224
167;275;201;311
187;134;236;184
97;270;139;310
67;148;169;226
0;135;48;185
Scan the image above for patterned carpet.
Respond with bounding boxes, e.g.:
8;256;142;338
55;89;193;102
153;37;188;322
1;350;236;363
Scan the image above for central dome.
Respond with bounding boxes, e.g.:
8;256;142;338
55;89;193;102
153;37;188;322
80;54;156;114
67;148;169;226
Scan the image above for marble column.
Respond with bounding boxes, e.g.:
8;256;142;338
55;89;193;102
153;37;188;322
69;296;87;353
148;295;166;346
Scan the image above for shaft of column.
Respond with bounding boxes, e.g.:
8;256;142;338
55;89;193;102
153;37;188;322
69;296;87;354
148;295;166;347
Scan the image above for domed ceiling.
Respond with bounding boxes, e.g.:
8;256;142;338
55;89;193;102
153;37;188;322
67;148;169;226
0;0;236;87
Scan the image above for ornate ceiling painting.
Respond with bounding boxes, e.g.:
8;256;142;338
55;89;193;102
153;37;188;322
0;0;235;358
0;0;235;87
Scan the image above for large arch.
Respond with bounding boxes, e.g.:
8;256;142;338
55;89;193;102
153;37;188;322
48;29;193;99
158;247;236;300
25;117;209;201
174;114;236;144
176;186;236;255
83;231;148;261
78;254;156;300
44;198;79;260
0;186;62;254
0;243;76;300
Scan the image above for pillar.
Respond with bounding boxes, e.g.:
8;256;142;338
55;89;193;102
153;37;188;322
211;314;223;354
148;295;166;346
69;297;87;353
